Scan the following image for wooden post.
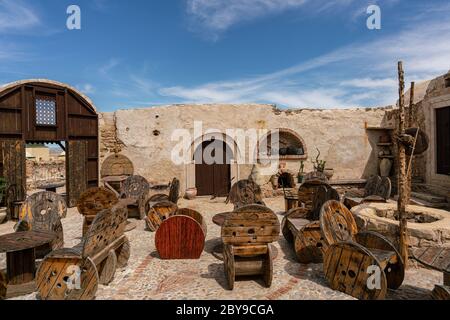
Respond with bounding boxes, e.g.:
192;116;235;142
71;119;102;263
408;82;415;127
397;61;409;268
406;82;415;203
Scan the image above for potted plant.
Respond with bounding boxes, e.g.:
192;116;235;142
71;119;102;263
311;148;326;173
297;161;305;183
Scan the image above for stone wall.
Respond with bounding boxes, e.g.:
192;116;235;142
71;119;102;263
26;160;65;190
99;104;395;194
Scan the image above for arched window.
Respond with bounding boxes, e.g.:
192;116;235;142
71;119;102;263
258;128;308;160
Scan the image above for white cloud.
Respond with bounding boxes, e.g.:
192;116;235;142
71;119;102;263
77;83;96;94
187;0;309;35
160;15;450;108
340;78;397;89
0;0;40;33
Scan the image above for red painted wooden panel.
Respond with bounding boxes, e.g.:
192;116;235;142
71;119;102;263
155;216;205;259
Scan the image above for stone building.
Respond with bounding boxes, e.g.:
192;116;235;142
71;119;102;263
100;104;397;196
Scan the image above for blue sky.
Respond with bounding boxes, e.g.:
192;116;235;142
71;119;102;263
0;0;449;111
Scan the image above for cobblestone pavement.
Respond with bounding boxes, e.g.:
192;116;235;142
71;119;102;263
0;196;442;300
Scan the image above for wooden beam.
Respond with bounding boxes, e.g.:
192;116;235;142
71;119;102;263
408;82;415;127
397;61;409;268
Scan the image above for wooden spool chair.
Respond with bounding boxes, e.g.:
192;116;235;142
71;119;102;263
15;191;65;258
36;203;130;300
226;179;265;210
221;204;280;290
320;200;404;300
77;187;119;236
145;201;178;232
144;178;180;209
155;208;207;259
5;184;26;221
282;185;340;263
344;176;392;209
120;175;150;219
411;247;450;300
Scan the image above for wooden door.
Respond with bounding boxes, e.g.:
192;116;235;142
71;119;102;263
66;140;88;207
195;140;231;197
436;106;450;175
0;140;26;200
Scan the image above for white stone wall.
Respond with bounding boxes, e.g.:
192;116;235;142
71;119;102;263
100;104;394;194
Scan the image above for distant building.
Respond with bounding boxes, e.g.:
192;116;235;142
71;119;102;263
26;144;50;162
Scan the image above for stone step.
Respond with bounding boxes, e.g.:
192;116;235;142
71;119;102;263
411;191;447;204
393;195;448;209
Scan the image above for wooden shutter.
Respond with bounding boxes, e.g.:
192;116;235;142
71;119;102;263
67;140;88;207
1;140;26;200
436;107;450;175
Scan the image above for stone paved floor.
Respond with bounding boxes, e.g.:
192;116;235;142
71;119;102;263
0;196;442;300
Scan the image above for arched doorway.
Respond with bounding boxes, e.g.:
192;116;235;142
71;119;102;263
0;79;99;215
194;138;233;197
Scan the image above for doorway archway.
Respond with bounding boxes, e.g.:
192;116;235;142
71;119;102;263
0;79;99;215
194;138;233;196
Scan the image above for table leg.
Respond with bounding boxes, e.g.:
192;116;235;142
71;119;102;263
4;248;37;299
7;248;36;285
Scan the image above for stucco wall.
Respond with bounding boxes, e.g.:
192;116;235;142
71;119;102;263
99;104;394;193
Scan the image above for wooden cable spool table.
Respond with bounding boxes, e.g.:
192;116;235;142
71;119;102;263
0;230;56;299
37;182;65;193
212;212;279;261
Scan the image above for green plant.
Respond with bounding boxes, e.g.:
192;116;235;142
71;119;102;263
297;161;305;176
311;148;326;173
0;177;6;205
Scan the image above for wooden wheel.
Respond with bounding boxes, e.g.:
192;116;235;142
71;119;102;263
432;285;450;300
263;245;273;287
168;178;180;204
16;191;65;254
227;180;264;209
155;215;205;259
363;176;382;197
20;191;67;220
115;237;130;268
320;200;358;246
375;177;392;199
294;221;325;264
323;242;387;300
223;244;235;290
121;175;150;199
355;231;404;290
140;194;168;219
77;187;118;217
145;201;178;232
101;154;134;177
36;249;99;300
98;249;117;285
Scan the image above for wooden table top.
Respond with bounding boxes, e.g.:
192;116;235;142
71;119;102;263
102;175;129;183
0;230;57;253
38;182;65;189
212;212;232;227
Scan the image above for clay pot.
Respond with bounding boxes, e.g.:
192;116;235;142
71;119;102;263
324;168;334;181
380;158;393;177
184;188;197;200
